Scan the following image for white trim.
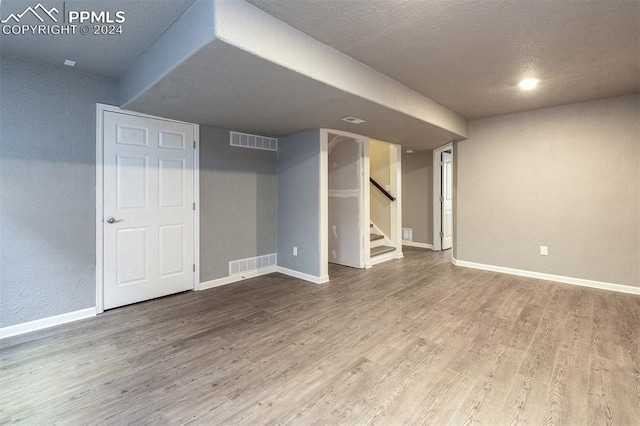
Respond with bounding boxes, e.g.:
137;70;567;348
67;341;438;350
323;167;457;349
95;104;105;314
392;143;403;254
198;267;277;291
402;241;434;250
193;124;200;291
432;142;453;252
276;266;329;284
370;250;398;266
451;257;640;296
363;139;371;267
0;308;97;340
320;129;329;280
95;104;200;313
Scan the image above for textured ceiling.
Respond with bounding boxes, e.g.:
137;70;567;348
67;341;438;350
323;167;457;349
249;0;640;120
0;0;196;78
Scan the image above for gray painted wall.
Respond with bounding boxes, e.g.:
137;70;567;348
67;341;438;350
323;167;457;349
277;129;322;277
199;126;278;282
456;95;640;287
402;150;433;245
0;57;117;327
370;140;391;237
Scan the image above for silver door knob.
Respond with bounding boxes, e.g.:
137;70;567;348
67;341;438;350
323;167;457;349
106;217;124;224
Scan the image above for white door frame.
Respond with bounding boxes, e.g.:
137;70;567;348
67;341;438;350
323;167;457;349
389;143;403;258
320;129;370;277
95;104;200;314
432;142;453;252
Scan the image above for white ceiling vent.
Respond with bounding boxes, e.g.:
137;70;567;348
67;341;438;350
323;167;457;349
230;131;277;151
342;116;366;124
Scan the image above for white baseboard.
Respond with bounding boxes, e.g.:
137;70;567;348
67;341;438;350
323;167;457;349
395;251;404;259
0;307;97;340
276;266;328;284
451;257;640;296
402;241;434;250
198;266;277;291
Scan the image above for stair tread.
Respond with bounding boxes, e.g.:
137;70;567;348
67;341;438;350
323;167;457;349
370;245;396;257
370;234;384;241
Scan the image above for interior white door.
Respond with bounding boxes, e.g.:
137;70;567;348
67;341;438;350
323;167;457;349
442;151;453;250
328;136;364;268
103;111;195;310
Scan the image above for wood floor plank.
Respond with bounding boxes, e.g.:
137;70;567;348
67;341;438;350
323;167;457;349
448;345;526;425
588;356;640;426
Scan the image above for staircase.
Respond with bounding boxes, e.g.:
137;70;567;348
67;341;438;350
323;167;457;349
370;223;395;258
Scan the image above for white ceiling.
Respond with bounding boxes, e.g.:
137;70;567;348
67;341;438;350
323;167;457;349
249;0;640;120
0;0;196;78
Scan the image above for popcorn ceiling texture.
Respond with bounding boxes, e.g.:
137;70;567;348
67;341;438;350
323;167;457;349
456;95;640;287
0;57;117;327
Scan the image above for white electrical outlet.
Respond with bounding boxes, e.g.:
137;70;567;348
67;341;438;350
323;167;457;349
293;246;298;256
540;246;548;256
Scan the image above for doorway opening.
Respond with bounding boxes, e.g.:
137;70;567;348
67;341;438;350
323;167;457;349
433;142;453;252
369;139;403;265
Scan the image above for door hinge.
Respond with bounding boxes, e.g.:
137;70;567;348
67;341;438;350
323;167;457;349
440;231;444;238
193;202;196;211
193;140;196;149
193;263;196;272
439;196;444;202
440;160;443;166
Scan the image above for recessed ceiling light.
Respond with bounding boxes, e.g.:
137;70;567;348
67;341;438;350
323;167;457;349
64;59;76;67
342;116;366;124
519;78;539;90
405;148;414;154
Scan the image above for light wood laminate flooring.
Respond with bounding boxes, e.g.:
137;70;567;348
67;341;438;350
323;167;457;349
2;248;639;425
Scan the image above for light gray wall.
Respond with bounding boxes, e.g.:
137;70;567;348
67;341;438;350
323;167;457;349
199;126;277;282
456;95;640;287
277;129;322;277
370;140;392;237
0;57;117;327
402;150;433;245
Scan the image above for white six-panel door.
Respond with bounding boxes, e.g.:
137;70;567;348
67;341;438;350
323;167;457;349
102;111;195;310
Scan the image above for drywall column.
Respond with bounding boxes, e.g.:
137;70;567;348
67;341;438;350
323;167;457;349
277;129;325;281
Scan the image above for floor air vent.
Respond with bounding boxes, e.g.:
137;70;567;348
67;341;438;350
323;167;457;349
229;253;277;276
230;131;277;151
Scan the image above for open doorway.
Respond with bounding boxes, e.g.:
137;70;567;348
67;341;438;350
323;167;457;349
433;142;453;251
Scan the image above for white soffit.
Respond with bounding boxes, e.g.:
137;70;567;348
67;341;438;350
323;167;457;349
119;0;468;148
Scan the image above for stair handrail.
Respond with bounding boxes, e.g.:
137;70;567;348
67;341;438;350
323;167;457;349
369;178;396;201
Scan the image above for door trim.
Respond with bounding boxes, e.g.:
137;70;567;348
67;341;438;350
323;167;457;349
95;104;200;314
432;142;453;252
